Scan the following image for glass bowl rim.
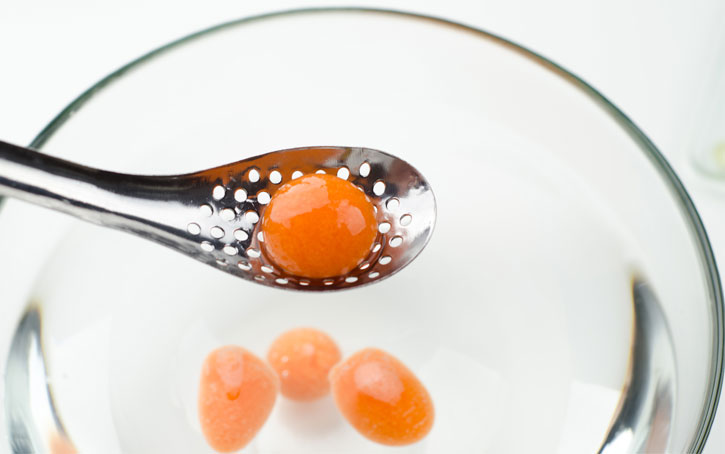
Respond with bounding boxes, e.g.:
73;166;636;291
6;6;723;452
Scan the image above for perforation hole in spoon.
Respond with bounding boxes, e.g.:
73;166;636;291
210;226;224;239
234;189;247;202
234;229;249;242
269;170;282;184
199;204;213;217
257;191;271;205
220;208;235;222
337;167;350;180
248;168;260;183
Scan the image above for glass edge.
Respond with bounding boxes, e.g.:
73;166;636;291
6;6;722;451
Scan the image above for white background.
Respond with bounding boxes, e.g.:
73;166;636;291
2;0;725;452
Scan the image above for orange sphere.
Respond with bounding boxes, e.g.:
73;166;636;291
329;348;435;446
267;327;342;401
198;346;278;452
261;173;377;279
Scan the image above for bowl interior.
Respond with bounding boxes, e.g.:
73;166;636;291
1;8;721;454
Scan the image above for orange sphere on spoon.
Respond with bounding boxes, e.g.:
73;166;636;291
261;173;378;279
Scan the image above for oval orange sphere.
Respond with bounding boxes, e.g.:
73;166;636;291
329;348;435;446
261;173;378;279
267;327;342;401
198;346;278;453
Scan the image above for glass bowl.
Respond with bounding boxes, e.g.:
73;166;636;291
1;8;722;454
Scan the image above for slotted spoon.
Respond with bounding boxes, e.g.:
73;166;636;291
0;140;436;290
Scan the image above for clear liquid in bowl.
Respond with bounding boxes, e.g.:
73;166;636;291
10;129;646;453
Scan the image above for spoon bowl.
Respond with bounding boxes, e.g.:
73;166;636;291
0;141;436;290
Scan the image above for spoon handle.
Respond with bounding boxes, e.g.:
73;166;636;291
0;140;186;232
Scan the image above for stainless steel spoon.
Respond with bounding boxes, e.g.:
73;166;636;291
0;140;436;291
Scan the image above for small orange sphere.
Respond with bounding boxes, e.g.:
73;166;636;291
261;173;378;279
329;348;435;446
49;432;77;454
267;327;342;401
198;346;278;453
